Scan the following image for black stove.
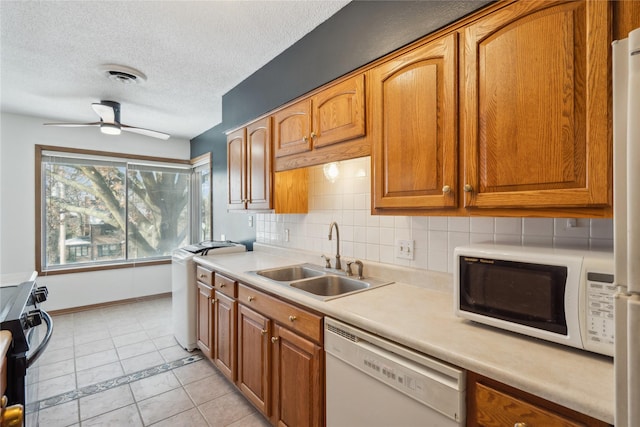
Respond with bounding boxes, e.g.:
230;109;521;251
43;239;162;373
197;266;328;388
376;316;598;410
0;277;52;410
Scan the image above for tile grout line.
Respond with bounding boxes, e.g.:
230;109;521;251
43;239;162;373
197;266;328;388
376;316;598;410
26;353;203;414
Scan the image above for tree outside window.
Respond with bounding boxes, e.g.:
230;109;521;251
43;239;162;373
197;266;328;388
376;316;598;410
39;147;196;271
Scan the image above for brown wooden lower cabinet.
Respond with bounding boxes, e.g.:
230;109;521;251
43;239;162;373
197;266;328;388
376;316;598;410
198;275;325;426
271;324;323;427
196;281;213;359
467;372;611;427
237;303;271;415
238;283;325;426
213;291;236;381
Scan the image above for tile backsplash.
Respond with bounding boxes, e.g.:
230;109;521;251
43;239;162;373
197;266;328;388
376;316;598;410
256;157;613;274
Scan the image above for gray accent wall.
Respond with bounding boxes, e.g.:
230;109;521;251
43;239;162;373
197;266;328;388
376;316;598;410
191;1;492;249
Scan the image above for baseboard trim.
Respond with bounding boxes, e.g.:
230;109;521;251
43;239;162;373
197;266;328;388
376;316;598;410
47;292;172;316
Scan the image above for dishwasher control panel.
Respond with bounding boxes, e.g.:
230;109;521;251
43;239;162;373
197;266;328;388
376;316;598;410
362;353;428;402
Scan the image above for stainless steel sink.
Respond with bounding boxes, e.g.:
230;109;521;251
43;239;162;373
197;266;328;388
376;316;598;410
255;264;326;282
248;263;393;300
289;275;369;296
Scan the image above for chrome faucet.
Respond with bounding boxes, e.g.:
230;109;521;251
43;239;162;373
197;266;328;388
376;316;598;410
328;221;341;270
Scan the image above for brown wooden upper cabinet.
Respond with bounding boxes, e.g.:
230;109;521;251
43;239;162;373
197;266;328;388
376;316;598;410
227;117;272;211
273;74;366;158
371;33;458;211
461;0;611;210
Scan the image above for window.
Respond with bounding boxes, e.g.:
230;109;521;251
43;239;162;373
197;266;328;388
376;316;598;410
36;146;208;273
191;154;212;243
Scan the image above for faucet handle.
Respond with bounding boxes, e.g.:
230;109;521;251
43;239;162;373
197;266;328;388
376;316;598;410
345;260;354;276
354;260;364;280
321;254;331;269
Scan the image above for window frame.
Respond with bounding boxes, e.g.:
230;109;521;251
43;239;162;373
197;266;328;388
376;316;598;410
190;152;213;243
35;145;195;275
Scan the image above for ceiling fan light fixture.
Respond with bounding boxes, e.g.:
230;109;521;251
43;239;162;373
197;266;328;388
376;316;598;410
100;122;121;135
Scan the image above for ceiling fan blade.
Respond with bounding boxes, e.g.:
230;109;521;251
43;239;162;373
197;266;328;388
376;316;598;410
121;124;170;140
43;122;101;127
91;102;117;123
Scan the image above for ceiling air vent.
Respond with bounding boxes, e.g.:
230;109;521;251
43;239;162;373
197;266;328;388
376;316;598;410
100;64;147;85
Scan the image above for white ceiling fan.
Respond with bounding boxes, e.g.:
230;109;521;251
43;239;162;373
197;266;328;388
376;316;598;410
44;100;170;140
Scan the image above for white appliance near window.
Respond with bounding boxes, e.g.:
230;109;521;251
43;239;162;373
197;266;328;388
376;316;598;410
324;317;465;426
171;241;245;351
613;26;640;427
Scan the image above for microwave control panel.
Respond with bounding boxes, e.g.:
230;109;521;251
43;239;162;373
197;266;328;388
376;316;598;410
585;272;616;354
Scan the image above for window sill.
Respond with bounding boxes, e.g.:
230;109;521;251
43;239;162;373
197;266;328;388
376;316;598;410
39;259;171;276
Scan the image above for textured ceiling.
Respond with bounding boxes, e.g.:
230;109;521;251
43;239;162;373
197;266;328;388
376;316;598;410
0;1;350;140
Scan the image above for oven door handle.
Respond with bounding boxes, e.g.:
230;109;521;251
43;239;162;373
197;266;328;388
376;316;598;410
26;310;53;368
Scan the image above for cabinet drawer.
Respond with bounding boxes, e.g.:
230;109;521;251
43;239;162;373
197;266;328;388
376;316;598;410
196;266;213;286
214;273;237;298
238;284;323;343
475;382;586;427
197;281;214;298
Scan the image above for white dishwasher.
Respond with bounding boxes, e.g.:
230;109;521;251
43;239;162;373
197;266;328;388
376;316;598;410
325;317;465;427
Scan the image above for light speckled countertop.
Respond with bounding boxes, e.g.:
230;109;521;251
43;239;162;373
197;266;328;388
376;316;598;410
194;245;614;424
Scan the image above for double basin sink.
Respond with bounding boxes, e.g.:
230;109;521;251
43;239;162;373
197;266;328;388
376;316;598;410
248;263;392;300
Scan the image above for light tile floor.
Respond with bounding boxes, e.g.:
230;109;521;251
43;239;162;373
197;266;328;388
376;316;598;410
25;296;270;427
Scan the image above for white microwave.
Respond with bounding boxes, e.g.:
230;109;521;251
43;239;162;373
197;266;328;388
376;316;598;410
454;244;615;356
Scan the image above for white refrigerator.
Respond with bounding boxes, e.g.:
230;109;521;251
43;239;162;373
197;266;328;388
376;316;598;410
613;27;640;427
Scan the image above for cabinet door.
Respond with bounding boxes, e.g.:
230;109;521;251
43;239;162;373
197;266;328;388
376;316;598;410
474;383;584;427
227;128;247;210
271;324;323;427
246;117;272;210
273;99;312;158
237;304;271;416
461;0;610;209
371;33;458;210
213;291;236;381
312;74;366;149
196;282;214;359
467;372;610;427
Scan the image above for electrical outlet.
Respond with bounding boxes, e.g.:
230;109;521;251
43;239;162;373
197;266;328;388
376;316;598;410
285;229;290;242
248;215;253;228
396;239;414;260
220;234;226;241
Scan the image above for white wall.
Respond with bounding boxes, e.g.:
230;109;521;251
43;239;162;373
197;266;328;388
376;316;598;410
0;112;191;310
256;157;614;274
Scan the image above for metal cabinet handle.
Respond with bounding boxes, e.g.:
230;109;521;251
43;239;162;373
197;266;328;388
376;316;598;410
463;184;473;193
271;337;279;343
310;131;317;139
261;329;267;336
288;315;297;322
199;274;206;278
442;185;451;194
219;283;226;288
514;423;528;427
302;136;309;143
247;296;255;302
